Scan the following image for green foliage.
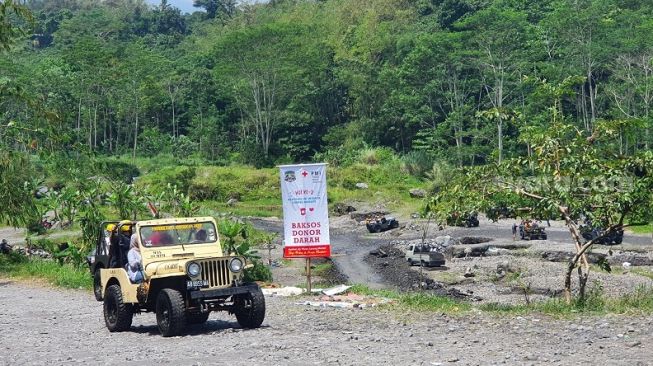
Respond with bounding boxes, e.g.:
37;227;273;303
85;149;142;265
0;254;91;289
0;152;40;228
349;284;469;312
0;0;33;51
95;159;140;184
243;259;273;283
137;166;196;195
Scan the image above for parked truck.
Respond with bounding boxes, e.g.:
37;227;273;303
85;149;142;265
405;244;446;267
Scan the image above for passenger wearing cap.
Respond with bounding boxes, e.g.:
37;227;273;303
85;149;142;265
115;221;132;268
127;233;144;283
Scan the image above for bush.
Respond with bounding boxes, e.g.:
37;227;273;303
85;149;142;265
138;166;196;194
244;259;272;283
401;151;436;178
94;158;140;183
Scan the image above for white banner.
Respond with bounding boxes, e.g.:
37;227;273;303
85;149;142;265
279;163;331;258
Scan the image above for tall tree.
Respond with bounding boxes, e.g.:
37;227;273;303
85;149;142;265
459;5;532;163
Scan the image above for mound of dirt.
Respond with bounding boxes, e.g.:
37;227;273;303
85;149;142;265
365;245;481;301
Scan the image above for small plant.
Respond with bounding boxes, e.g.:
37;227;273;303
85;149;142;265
244;260;272;282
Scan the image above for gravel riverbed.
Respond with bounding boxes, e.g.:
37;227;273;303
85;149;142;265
1;280;652;366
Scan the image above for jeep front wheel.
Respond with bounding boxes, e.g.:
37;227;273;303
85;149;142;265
104;284;133;332
186;312;210;325
235;286;266;329
156;288;186;337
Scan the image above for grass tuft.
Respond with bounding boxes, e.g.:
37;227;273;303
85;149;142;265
0;254;91;290
349;284;469;313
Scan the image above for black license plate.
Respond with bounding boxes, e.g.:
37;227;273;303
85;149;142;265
187;280;209;289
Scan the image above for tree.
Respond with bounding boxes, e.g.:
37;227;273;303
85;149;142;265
458;6;532;163
428;119;653;304
0;0;32;51
193;0;235;19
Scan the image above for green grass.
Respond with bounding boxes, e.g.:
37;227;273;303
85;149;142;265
129;154;430;218
480;286;653;316
349;284;470;313
629;223;652;234
631;268;653;281
0;253;91;290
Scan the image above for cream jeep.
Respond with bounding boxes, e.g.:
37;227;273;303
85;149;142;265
100;217;265;337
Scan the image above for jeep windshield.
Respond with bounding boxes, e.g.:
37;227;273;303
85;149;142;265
140;222;217;248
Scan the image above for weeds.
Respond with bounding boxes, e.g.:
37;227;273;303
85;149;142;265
349;284;470;313
0;254;91;289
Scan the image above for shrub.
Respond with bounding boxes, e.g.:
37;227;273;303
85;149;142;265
94;158;140;183
401;151;436;178
138;166;196;194
244;259;272;282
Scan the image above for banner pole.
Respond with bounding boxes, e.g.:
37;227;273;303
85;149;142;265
306;257;312;293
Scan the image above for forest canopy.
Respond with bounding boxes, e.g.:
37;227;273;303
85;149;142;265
1;0;653;167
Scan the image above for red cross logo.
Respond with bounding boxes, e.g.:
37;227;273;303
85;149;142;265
301;170;308;177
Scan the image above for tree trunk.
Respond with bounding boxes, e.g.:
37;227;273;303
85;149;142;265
133;99;139;159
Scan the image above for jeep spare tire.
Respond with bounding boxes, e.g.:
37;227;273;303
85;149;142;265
156;288;187;337
104;284;133;332
93;269;103;301
235;285;266;329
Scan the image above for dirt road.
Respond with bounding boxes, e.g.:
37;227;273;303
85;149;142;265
1;280;651;365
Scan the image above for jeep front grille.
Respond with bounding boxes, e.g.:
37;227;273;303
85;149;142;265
199;259;232;288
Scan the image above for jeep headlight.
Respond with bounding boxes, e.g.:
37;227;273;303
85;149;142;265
229;258;243;273
187;262;201;277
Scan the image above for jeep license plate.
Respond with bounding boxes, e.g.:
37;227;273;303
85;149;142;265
187;280;209;289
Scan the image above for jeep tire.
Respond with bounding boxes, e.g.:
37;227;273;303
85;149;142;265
235;285;266;329
93;269;103;301
186;312;210;325
104;284;133;332
156;288;187;337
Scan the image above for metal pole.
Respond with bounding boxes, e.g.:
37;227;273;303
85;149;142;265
306;257;312;293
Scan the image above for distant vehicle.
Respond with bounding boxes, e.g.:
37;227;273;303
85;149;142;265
405;244;446;267
366;216;399;233
518;220;547;240
447;211;480;227
580;224;623;245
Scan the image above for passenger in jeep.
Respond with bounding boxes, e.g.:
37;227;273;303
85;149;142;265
127;234;144;283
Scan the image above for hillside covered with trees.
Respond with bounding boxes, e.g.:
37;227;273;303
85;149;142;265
2;0;652;168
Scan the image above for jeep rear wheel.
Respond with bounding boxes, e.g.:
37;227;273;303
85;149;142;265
156;288;186;337
103;284;133;332
235;286;266;329
186;312;210;325
93;269;103;301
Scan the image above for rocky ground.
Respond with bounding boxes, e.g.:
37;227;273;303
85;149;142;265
1;280;652;365
251;210;653;306
2;208;653;364
0;281;653;366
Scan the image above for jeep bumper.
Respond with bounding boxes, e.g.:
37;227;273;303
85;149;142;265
189;284;259;300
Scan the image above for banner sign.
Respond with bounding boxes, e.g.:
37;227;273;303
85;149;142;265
279;163;331;258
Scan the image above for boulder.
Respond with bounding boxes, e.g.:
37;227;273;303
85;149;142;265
355;182;369;189
333;203;357;216
35;186;49;198
226;198;238;207
464;267;475;278
435;235;452;247
409;188;426;198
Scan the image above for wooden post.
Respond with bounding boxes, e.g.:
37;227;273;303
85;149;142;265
306;257;312;293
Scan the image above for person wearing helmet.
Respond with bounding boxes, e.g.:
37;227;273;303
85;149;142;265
109;220;132;268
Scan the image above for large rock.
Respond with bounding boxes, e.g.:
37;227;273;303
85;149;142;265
333;203;357;216
435;235;452;247
355;182;369;189
409;188;426;198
